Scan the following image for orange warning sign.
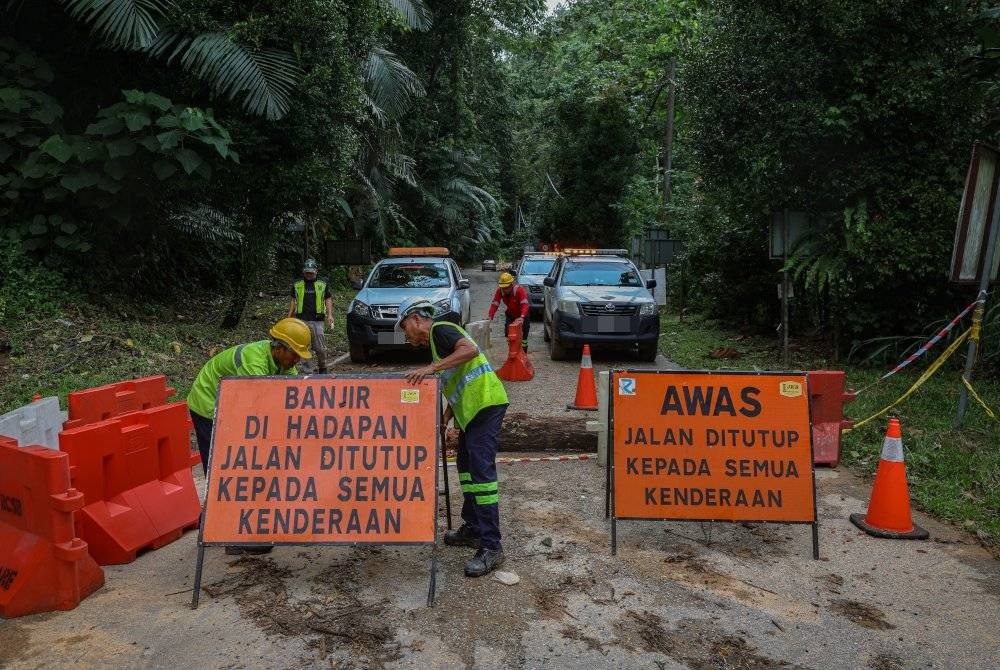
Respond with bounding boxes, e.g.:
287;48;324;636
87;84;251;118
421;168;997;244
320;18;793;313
201;376;439;545
611;371;815;523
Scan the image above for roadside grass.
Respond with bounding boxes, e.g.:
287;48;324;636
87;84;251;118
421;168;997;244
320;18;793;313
0;288;354;415
659;314;1000;541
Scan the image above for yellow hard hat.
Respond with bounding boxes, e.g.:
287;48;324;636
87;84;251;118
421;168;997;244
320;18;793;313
498;272;515;287
269;318;312;359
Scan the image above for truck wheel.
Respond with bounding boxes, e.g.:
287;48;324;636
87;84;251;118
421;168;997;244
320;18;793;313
549;335;568;361
349;343;369;363
638;341;658;362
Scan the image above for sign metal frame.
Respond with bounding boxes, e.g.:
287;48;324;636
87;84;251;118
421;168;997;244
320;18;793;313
190;373;443;609
605;369;819;560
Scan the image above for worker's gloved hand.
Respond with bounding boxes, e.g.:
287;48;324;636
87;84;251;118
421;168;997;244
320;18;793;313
512;318;524;326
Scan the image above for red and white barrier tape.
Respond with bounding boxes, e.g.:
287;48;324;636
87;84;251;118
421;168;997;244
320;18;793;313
444;454;593;466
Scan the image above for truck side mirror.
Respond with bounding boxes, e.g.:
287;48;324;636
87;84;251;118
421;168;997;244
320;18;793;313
458;279;471;289
543;277;555;287
646;280;657;289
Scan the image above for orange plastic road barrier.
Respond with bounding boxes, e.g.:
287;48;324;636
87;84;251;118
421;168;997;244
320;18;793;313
63;375;177;430
568;344;598;410
497;323;534;381
808;370;857;466
58;402;202;564
850;418;929;540
0;440;104;618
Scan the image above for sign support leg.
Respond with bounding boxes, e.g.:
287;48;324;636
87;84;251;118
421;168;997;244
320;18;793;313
604;453;611;519
427;549;438;607
812;522;820;560
441;448;452;530
190;543;206;609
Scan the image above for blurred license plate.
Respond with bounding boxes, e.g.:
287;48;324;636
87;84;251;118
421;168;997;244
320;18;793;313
377;331;407;344
583;316;632;333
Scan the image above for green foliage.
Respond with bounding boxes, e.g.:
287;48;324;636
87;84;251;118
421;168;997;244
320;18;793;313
0;39;237;261
0;241;66;351
683;0;985;337
56;0;304;120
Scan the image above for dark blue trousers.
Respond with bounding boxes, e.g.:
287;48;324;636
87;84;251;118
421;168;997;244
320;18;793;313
190;410;213;476
456;403;508;551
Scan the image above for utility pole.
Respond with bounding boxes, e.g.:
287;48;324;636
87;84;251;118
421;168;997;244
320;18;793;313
662;60;676;216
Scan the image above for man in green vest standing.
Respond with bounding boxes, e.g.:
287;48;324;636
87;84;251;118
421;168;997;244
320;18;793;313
288;258;334;373
397;297;509;577
187;317;312;555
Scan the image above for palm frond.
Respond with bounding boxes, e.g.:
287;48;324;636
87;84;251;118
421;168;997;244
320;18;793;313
363;47;425;121
380;0;432;30
381;151;417;186
170;205;244;242
441;177;498;214
59;0;169;49
149;31;302;120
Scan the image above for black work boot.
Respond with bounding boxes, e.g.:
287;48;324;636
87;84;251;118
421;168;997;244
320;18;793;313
464;548;505;577
444;523;481;548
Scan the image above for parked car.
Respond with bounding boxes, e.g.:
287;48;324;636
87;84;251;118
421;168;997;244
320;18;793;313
347;247;471;362
515;253;558;319
542;249;659;361
481;259;497;271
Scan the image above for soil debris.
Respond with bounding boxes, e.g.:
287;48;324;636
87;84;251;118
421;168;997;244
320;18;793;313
828;599;895;630
202;556;401;666
869;653;904;670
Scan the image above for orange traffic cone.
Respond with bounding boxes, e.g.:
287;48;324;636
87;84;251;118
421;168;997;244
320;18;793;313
568;344;598;410
498;323;534;381
849;417;928;540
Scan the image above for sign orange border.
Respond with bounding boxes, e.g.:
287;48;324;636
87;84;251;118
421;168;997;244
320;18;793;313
191;374;442;608
606;370;818;559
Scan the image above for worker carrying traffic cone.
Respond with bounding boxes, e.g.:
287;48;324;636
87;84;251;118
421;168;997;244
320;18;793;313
568;344;598;410
485;272;530;353
850;417;929;540
498;321;535;381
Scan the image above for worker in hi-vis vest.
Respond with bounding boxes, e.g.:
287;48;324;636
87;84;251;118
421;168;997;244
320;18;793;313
287;258;334;373
187;317;311;555
397;297;509;578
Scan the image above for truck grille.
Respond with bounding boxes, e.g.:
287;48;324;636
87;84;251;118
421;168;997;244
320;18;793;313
373;305;399;320
528;285;543;294
580;303;637;316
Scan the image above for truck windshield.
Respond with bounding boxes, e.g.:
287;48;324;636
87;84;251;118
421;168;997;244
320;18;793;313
561;261;643;287
368;263;451;288
519;258;556;275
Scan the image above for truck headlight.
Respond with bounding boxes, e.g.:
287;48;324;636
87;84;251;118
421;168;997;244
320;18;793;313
352;300;371;317
640;302;658;315
557;299;580;314
435;298;452;313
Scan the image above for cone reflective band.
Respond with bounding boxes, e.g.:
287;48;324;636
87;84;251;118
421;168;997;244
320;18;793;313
568;344;598;410
850;418;929;540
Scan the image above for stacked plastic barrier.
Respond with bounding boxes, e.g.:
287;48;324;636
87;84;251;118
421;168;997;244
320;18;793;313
0;438;104;618
59;402;201;564
63;375;177;430
0;396;63;449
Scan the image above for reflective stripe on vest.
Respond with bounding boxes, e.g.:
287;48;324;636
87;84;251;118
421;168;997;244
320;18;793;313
429;322;508;429
233;344;245;369
294;280;326;315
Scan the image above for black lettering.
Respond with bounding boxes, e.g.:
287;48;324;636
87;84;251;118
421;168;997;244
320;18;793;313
244;415;261;439
284;386;299;409
346;509;361;533
238;508;252;534
338;476;351;502
286;414;302;439
414;445;428;469
256;508;270;534
713;387;735;416
328;508;343;533
358;385;371;409
768;490;783;507
320;446;335;469
411;477;424;501
740;387;762;417
685;386;713;415
384;508;401;533
0;566;18;590
645;488;655;504
312;508;326;534
274;508;289;534
660;386;683;415
627;458;638;475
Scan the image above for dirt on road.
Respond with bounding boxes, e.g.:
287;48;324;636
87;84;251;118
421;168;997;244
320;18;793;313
2;457;997;669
